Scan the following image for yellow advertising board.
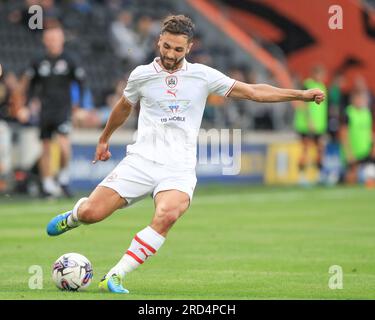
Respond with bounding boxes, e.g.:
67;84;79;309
265;141;319;185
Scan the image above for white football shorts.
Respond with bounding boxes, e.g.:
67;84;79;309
98;153;197;207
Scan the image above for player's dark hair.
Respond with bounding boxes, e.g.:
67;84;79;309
43;18;63;31
161;15;195;41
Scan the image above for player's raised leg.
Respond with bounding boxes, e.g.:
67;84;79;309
46;186;126;236
99;190;190;294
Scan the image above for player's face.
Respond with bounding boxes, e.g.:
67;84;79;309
158;32;193;71
352;92;368;108
43;28;65;57
313;67;326;83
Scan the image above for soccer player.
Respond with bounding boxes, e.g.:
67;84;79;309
340;88;375;185
46;15;325;293
19;22;85;197
294;65;328;183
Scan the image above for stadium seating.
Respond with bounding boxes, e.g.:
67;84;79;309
0;0;281;129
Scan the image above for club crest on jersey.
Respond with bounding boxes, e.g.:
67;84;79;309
165;75;178;88
54;59;69;75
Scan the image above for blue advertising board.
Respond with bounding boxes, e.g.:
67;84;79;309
69;143;267;191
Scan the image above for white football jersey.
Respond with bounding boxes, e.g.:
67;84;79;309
123;57;236;170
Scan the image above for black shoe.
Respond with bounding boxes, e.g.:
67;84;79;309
60;185;74;198
40;189;58;199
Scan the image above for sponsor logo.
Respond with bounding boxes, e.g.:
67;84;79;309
169;116;185;121
166;89;177;98
157;99;191;115
168;104;179;113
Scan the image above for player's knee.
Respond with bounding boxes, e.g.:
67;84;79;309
154;204;181;226
78;202;105;224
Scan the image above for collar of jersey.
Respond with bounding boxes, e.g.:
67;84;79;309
152;57;188;74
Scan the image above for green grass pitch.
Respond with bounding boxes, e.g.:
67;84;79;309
0;184;374;300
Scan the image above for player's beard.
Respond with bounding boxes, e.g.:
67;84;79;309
160;55;185;71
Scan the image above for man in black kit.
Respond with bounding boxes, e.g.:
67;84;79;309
20;23;85;197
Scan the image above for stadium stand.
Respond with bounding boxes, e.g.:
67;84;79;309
1;0;284;130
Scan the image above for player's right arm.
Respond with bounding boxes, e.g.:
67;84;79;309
12;62;38;123
18;56;40;95
93;96;133;164
18;73;31;95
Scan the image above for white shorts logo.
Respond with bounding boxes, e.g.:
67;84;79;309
106;172;118;182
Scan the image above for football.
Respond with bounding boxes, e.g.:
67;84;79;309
52;253;93;291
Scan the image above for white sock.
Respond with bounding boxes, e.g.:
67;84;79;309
108;226;165;278
43;177;61;196
66;197;88;228
58;167;70;186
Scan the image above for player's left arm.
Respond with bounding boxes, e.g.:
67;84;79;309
228;81;325;104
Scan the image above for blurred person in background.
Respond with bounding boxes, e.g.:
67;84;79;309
8;0;39;29
110;10;147;67
294;65;328;183
327;72;345;142
72;78;139;129
40;0;61;20
340;78;375;187
8;0;61;28
189;33;212;65
70;0;92;14
318;71;346;185
202;65;253;130
0;67;29;193
70;82;101;128
223;66;249;129
96;78;138;129
19;22;85;198
0;66;13;193
136;15;160;64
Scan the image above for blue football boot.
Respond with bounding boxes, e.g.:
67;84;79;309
46;211;76;236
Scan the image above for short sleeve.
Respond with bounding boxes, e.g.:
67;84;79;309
73;66;85;82
205;66;236;97
24;57;39;80
123;68;140;105
64;54;85;82
340;106;349;126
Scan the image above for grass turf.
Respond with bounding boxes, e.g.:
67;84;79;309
0;184;374;300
